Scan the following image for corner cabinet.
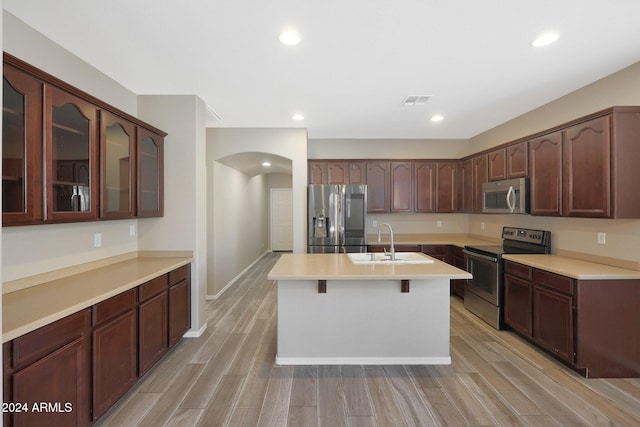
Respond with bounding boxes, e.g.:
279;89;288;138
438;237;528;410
137;128;164;217
2;53;166;226
503;260;640;378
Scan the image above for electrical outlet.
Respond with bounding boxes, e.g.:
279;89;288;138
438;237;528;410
129;224;136;237
436;220;442;228
94;233;102;248
597;232;606;245
372;220;378;227
481;222;485;230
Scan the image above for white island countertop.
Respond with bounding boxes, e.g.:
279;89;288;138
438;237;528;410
267;253;472;281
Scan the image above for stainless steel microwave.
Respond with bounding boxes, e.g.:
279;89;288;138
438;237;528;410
482;177;529;214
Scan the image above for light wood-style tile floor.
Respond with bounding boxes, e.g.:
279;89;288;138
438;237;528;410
96;252;640;426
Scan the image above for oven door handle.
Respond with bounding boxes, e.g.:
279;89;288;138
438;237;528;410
463;249;498;263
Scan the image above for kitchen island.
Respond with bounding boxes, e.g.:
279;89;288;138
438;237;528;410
267;253;471;365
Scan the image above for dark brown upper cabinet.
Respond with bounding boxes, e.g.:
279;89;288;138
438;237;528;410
327;161;348;184
101;111;136;220
390;162;413;212
456;158;473;213
2;63;43;226
414;161;436;213
45;85;100;222
529;131;563;216
366;162;389;213
348;162;366;185
3;54;166;226
436;162;456;213
562;116;610;218
488;149;506;181
506;141;528;178
472;154;488;213
137;127;164;217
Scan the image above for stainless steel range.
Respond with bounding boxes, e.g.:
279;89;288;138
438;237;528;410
463;227;551;330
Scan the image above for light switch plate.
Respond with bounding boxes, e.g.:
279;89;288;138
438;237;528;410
597;232;606;244
129;224;136;237
94;233;102;248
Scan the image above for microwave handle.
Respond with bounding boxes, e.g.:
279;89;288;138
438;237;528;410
506;186;515;213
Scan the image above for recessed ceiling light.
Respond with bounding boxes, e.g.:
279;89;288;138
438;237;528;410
431;114;444;122
531;32;559;47
279;30;301;46
292;113;305;121
262;162;272;167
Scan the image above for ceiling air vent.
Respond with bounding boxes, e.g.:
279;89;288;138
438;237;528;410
402;95;431;107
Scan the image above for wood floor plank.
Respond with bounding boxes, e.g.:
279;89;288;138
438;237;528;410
364;367;409;427
290;365;318;407
342;365;374;417
96;253;640;427
179;332;246;409
257;365;294;427
317;365;347;427
197;374;245;426
382;365;438;426
288;406;319;427
136;363;205;427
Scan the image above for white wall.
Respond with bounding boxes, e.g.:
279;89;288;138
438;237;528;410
138;95;208;335
208;162;269;297
207;128;307;296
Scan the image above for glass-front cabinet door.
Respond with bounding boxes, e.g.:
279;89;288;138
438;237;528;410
137;127;164;217
45;86;99;222
101;111;136;219
2;64;43;226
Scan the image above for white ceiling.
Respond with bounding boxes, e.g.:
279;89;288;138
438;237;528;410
5;1;640;140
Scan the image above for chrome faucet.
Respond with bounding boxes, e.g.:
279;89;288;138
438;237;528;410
377;223;395;261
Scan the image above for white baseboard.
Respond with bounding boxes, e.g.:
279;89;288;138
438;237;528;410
183;322;207;338
274;355;452;366
206;251;270;300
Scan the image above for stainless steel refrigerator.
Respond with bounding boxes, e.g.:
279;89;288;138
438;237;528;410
308;184;367;253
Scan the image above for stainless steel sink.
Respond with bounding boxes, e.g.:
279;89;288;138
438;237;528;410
347;252;435;264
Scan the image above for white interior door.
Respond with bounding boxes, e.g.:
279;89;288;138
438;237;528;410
270;188;293;251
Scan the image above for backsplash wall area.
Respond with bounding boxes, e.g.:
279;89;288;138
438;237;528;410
468;215;640;268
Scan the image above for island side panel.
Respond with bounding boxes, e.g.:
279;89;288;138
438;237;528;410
275;278;451;365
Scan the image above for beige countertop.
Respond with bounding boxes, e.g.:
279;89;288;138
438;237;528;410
268;253;472;281
367;233;496;248
502;254;640;280
3;254;192;343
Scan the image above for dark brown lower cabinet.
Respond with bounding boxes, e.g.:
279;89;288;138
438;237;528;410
533;285;574;363
139;291;168;375
503;260;640;378
169;279;191;347
8;310;91;427
504;274;532;336
451;246;465;298
92;309;137;420
3;263;192;426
